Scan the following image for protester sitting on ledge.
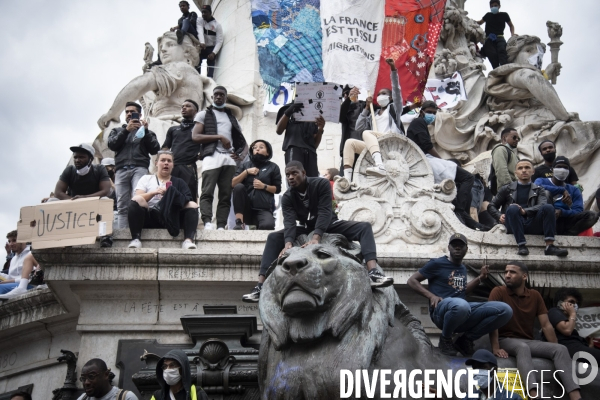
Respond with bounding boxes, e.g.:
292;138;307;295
242;161;393;302
170;1;199;44
534;156;598;236
489;261;583;400
152;349;208;400
544;287;600;366
127;151;199;250
343;58;405;179
408;233;512;356
463;349;521;399
0;246;40;300
52;143;114;247
0;231;34;297
231;140;281;231
488;159;568;256
78;358;138;400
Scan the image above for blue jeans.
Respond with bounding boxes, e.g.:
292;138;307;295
504;203;556;246
431;298;513;340
0;283;34;294
115;166;148;229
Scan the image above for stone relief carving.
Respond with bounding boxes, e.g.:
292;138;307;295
430;2;600;208
333;134;496;246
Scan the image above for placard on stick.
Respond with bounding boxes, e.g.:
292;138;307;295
293;82;343;123
17;197;114;249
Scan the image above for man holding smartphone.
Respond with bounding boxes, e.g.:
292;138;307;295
108;102;160;229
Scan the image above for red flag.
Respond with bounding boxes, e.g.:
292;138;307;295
374;0;447;105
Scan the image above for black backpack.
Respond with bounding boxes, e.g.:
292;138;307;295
488;145;512;195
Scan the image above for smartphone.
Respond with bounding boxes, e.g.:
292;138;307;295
131;112;140;121
166;181;172;189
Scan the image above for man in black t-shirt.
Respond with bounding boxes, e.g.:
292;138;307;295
276;102;325;177
477;0;515;69
162;99;201;201
532;140;579;186
53;143;113;247
54;144;111;200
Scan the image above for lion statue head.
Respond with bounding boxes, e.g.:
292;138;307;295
258;233;437;399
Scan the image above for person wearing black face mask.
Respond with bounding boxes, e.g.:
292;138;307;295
532;140;579;186
162;100;201;202
534;156;598;235
231;140;282;230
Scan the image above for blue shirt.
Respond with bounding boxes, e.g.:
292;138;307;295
533;177;583;217
419;256;467;300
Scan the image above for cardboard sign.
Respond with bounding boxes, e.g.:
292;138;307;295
575;306;600;338
17;198;114;249
293;82;343;123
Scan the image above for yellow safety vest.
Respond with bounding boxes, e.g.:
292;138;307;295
150;384;197;400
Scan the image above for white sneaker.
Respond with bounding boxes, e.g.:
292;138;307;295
217;227;225;231
365;165;387;177
182;240;197;250
204;222;214;230
128;239;142;249
0;286;29;299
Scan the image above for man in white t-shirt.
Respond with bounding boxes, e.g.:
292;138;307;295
342;59;406;179
192;86;247;230
77;358;138;400
196;5;223;78
0;231;33;296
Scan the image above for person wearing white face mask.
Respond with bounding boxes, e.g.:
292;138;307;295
152;350;208;400
533;156;598;236
345;58;411;179
477;0;516;69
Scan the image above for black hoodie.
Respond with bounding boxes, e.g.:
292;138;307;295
153;349;208;400
234;140;282;211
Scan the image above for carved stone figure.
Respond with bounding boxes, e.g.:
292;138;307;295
93;31;255;163
143;42;154;67
430;1;600;207
258;233;450;399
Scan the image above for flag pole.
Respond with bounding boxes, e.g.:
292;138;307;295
367;90;378;132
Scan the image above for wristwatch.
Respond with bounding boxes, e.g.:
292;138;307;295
263;184;268;190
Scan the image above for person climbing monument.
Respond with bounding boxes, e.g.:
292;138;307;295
477;0;516;69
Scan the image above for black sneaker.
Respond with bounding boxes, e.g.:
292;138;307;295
545;244;568;257
242;285;262;303
100;236;113;248
454;335;475;356
176;29;184;44
368;269;394;288
438;336;457;356
517;245;529;256
233;218;245;230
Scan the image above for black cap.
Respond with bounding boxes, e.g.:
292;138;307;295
553;156;570;168
449;233;468;245
465;349;498;367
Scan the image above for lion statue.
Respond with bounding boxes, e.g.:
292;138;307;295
258;233;455;400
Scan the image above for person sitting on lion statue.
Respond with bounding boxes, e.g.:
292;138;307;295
242;161;393;302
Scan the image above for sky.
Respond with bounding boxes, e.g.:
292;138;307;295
0;0;598;247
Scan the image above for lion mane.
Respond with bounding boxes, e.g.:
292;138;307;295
258;233;434;400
